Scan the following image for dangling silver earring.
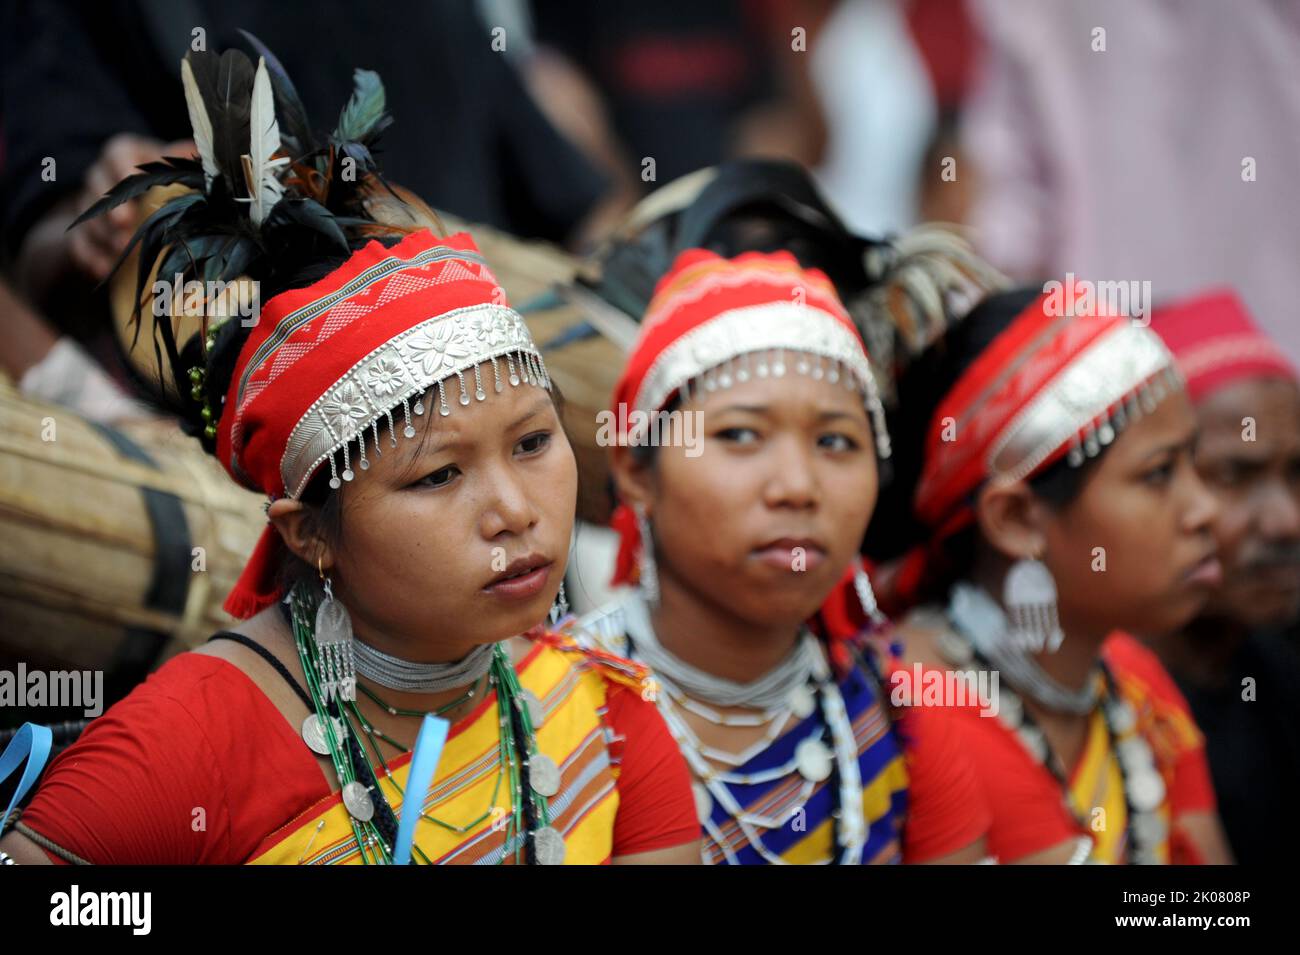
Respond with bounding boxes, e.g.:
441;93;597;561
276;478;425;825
316;562;357;702
635;506;659;606
854;562;887;628
1003;555;1064;654
549;580;569;626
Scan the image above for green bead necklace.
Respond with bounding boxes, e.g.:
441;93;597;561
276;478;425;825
288;583;559;864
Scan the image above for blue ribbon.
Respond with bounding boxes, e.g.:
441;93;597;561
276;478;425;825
393;714;450;865
1;723;53;833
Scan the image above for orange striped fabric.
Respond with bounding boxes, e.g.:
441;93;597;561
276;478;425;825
248;638;647;864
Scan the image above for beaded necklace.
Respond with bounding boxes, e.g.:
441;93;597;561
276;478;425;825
940;592;1168;864
287;584;566;864
623;628;866;865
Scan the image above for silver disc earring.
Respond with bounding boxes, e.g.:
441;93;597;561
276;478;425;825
1003;556;1064;654
854;562;887;628
550;580;569;626
316;573;357;702
635;507;659;605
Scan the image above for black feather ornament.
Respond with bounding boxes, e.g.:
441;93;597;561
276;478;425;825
72;36;434;436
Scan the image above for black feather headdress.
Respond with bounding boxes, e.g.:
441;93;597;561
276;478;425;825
72;33;438;436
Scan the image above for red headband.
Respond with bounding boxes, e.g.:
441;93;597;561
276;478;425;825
914;289;1181;538
1149;288;1296;403
608;248;882;587
216;228;549;618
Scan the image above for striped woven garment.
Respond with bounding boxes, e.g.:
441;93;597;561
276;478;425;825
249;638;643;865
1059;652;1205;864
575;604;909;865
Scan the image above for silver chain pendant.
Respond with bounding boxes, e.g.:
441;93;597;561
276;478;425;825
315;579;357;703
532;826;566;865
518;689;545;728
342;781;374;822
301;713;343;756
529;753;561;798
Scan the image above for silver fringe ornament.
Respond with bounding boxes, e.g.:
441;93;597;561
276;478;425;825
853;563;886;628
315;577;357;702
549;580;569;626
1003;557;1065;654
635;507;659;605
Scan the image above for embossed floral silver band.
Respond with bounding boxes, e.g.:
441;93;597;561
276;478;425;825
281;303;549;498
987;320;1182;486
631;303;891;458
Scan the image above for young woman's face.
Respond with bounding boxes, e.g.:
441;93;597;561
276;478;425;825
1041;390;1221;637
326;367;577;651
643;369;879;629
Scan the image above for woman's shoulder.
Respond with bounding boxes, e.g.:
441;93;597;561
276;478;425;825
112;649;265;715
530;624;651;695
1102;630;1194;713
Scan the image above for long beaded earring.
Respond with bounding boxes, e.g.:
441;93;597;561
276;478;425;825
853;562;887;628
315;556;357;702
549;580;569;626
635;506;659;606
1003;552;1064;654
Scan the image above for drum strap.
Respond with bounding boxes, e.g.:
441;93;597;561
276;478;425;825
87;422;193;701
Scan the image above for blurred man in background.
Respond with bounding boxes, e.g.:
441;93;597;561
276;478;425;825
1151;290;1300;865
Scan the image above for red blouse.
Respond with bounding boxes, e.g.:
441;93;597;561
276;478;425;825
19;644;698;864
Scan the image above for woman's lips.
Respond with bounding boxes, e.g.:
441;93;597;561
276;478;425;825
483;561;552;600
752;539;827;572
1182;554;1224;588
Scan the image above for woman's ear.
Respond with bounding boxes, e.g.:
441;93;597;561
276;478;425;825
609;442;657;519
268;498;335;571
973;480;1051;561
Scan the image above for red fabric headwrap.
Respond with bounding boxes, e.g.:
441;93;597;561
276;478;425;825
607;247;872;588
1149;288;1296;403
890;285;1179;611
215;229;516;618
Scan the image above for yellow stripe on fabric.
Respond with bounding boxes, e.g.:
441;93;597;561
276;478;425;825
777;753;908;865
1067;710;1170;864
249;644;619;865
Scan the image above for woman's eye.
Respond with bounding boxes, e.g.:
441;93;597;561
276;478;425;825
819;432;860;452
1211;463;1244;487
516;431;551;455
1143;462;1174;486
715;426;759;445
418;465;460;489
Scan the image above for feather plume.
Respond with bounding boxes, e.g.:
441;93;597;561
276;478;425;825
69;157;203;228
239;56;289;226
185;49;255;192
334;69;389;144
855;224;1008;403
180;59;218;191
79;36;439;421
237;30;315;157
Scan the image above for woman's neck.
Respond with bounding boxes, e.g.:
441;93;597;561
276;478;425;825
649;568;802;685
276;602;513;720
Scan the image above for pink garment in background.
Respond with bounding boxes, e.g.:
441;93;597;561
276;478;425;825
965;0;1300;364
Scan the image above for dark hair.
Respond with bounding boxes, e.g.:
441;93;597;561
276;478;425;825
863;287;1103;599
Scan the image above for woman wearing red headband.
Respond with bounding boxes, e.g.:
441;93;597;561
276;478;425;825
575;248;990;864
0;44;699;866
867;286;1234;864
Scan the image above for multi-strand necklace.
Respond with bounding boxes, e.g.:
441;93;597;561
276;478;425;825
617;594;866;865
287;584;565;864
941;584;1167;864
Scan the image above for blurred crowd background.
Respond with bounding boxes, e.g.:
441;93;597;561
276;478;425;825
4;0;1299;384
1;0;1299;866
